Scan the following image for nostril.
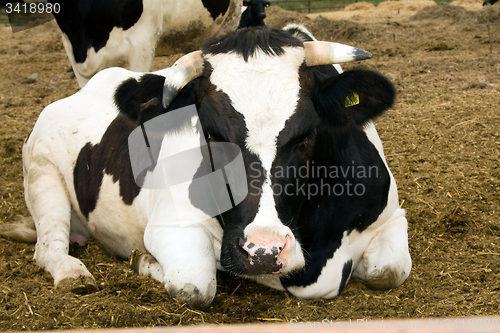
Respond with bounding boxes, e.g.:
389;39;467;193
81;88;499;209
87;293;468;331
236;237;249;257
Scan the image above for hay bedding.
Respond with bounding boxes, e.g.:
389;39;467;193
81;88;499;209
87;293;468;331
1;1;500;330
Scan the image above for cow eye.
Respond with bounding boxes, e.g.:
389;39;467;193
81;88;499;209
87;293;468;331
297;138;310;151
295;129;316;152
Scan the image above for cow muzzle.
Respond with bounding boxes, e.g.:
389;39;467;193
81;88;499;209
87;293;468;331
238;232;294;275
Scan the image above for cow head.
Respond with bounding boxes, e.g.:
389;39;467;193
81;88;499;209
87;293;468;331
243;0;270;24
157;27;395;280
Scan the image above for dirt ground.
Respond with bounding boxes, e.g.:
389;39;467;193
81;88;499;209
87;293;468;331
1;0;500;330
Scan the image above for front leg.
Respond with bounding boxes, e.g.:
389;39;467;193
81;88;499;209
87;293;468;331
144;222;218;309
352;208;412;290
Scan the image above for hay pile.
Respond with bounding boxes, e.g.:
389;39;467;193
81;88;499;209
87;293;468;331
410;2;500;24
307;0;437;22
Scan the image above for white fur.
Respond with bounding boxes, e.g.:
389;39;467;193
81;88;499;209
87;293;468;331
206;48;304;171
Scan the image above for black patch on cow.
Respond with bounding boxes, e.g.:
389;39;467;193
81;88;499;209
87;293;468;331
202;27;303;61
74;73;197;218
114;74;165;123
187;76;269;274
74;116;141;218
50;0;143;63
338;260;353;294
202;0;230;21
280;69;395;290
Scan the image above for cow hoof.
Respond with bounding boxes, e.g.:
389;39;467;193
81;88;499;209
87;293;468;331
129;249;149;272
167;283;214;309
57;276;98;294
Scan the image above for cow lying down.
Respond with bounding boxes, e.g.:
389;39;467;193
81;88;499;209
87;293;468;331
0;25;411;308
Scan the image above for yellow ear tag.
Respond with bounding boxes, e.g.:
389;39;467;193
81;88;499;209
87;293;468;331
345;91;360;108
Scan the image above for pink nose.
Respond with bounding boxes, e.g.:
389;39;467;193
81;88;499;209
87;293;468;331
241;232;293;274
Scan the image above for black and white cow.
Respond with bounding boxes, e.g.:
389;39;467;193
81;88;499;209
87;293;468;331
47;0;241;87
238;0;269;28
1;25;411;308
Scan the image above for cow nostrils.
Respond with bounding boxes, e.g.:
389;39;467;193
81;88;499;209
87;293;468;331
240;233;292;274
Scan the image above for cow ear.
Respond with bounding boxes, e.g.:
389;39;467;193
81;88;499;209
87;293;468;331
314;69;395;127
114;74;164;123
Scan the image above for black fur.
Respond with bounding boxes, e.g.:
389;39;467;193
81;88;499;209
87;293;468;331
202;27;303;61
339;260;353;293
315;69;396;127
49;0;143;63
202;0;230;20
238;0;269;28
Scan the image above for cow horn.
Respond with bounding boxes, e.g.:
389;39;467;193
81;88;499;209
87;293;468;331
162;50;204;109
303;41;372;67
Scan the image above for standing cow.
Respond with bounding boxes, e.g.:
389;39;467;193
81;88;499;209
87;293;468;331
0;25;411;308
48;0;241;87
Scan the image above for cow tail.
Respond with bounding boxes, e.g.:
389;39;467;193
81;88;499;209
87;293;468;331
0;216;37;243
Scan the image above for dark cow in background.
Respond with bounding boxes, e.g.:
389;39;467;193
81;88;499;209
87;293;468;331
0;25;411;308
47;0;242;87
483;0;498;5
238;0;270;28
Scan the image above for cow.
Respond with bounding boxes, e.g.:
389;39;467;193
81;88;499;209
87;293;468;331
483;0;498;5
0;25;411;309
46;0;242;87
238;0;269;28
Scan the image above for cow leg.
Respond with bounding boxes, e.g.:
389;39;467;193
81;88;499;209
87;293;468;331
352;209;411;290
25;160;96;292
144;223;217;309
127;44;156;73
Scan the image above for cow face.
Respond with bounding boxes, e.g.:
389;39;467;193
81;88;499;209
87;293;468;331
157;27;394;279
195;37;311;276
243;0;269;24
